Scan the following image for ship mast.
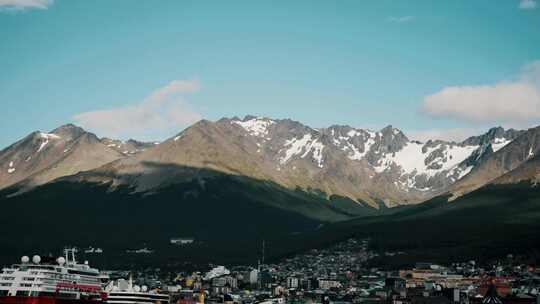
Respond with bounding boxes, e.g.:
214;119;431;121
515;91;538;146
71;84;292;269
64;247;78;265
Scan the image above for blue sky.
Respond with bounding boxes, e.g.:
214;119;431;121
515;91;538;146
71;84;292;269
1;0;539;148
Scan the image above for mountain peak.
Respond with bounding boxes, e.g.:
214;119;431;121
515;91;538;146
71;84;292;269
379;125;408;143
462;127;524;146
51;124;87;139
380;124;394;131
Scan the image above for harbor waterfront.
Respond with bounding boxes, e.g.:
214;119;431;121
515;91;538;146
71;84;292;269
2;241;539;304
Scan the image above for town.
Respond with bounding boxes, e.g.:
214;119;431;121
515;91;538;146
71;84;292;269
105;239;540;304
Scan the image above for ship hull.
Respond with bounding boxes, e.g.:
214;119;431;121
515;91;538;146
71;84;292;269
0;296;103;304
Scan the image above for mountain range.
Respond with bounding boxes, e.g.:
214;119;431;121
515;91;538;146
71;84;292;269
0;116;538;266
1;116;537;204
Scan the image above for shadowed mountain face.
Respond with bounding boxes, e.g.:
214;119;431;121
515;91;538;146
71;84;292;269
0;164;384;267
2;166;539;267
308;181;540;267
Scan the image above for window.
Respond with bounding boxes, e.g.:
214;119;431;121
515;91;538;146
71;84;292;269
15;291;30;296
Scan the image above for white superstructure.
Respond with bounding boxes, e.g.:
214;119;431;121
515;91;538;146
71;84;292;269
0;248;104;302
105;278;169;304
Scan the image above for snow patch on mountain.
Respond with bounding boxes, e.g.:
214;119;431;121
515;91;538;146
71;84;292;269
37;141;49;153
347;130;362;138
233;118;275;137
279;134;325;168
310;141;325;168
7;161;15;174
40;132;61;140
374;142;478;177
457;165;473;179
37;132;61;153
330;128;377;161
491;138;511;152
346;137;375;161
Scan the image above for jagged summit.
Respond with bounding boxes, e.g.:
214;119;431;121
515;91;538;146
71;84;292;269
50;123;86;138
462;126;523;147
1;117;537;207
60;116;535;206
0;125;124;191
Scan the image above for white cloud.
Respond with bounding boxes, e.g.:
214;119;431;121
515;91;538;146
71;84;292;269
73;80;202;141
407;128;481;143
387;16;415;23
0;0;52;10
519;0;537;9
422;60;540;126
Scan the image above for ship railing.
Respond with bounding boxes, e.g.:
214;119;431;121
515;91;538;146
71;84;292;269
56;282;102;293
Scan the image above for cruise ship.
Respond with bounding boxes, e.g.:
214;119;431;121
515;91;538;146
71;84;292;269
104;278;169;304
0;248;106;304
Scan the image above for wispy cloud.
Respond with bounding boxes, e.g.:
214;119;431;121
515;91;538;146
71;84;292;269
519;0;537;9
421;60;540;128
0;0;52;10
386;16;415;23
73;80;202;141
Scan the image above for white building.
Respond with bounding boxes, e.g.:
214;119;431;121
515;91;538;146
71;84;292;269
287;277;299;289
204;266;230;281
170;238;195;246
249;269;259;285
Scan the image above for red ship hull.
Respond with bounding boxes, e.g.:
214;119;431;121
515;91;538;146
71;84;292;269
0;296;103;304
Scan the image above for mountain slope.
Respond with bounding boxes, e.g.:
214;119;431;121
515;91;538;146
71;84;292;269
448;126;540;199
64;116;526;207
0;166;380;266
492;153;540;185
0;124;125;191
308;180;540;266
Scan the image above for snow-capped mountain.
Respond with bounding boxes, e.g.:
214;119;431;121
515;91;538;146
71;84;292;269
45;116;530;207
324;125;526;194
0;124;127;191
449;125;540;198
1;116;536;206
224;116;526;205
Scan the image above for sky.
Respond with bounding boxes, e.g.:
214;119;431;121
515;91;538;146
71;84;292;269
1;0;539;148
